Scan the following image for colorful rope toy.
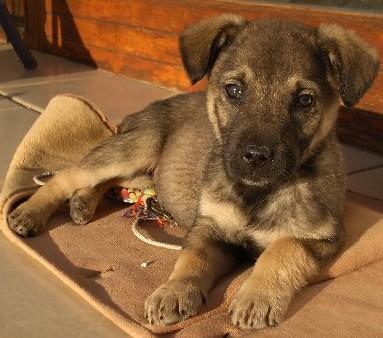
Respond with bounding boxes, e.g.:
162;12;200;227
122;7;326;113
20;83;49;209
118;187;182;251
119;187;178;228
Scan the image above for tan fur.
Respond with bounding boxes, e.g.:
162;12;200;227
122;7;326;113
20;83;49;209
252;183;337;248
207;91;223;142
145;242;237;325
302;100;340;163
169;245;236;293
199;190;249;242
70;175;153;225
230;237;320;328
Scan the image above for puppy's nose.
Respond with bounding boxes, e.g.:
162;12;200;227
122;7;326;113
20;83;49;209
242;145;271;168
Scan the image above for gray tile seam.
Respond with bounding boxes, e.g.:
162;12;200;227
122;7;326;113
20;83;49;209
0;73;98;89
347;164;383;177
346;189;383;202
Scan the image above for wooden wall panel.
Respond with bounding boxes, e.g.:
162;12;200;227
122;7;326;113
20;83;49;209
0;29;6;43
5;0;24;17
114;26;180;66
114;53;189;89
24;0;383;116
43;14;116;50
42;36;114;70
43;13;181;66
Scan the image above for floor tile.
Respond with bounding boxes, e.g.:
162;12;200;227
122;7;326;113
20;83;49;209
0;96;20;111
0;45;93;87
0;235;127;338
0;45;175;122
1;70;175;122
342;144;383;174
347;167;383;201
0;103;39;178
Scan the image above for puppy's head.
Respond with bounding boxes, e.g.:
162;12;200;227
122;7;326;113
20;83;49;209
180;15;379;189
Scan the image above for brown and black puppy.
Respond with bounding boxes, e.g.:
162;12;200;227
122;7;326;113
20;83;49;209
8;15;379;329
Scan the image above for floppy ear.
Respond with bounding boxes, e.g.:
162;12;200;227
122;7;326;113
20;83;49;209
318;24;379;107
179;15;246;84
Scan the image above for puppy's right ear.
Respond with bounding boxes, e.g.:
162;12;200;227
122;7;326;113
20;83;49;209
318;24;379;107
180;15;246;84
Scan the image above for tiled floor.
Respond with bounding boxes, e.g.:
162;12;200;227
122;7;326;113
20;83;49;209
0;45;175;122
0;98;39;177
0;46;382;337
342;144;383;174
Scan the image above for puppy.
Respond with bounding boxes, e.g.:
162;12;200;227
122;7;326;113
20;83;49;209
8;15;379;329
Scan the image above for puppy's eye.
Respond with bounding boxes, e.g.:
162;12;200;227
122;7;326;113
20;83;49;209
225;83;243;100
297;94;314;107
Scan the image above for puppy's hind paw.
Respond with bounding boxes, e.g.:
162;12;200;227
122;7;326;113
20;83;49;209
7;204;45;238
69;194;96;225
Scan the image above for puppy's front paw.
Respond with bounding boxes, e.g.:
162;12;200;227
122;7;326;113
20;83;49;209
69;194;96;225
7;204;46;238
229;282;291;329
145;280;206;326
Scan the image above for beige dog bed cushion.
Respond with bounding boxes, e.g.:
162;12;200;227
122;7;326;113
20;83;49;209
1;94;383;337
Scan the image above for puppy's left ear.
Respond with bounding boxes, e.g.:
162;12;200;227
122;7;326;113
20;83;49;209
318;24;379;107
180;15;247;84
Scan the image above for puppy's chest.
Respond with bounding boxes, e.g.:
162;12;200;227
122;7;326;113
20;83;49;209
199;186;317;249
250;191;304;248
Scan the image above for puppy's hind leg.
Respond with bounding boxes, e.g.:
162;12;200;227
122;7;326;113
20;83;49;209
8;124;162;237
69;174;154;225
69;182;114;225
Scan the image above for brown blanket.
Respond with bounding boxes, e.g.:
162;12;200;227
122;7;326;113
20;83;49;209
1;95;383;336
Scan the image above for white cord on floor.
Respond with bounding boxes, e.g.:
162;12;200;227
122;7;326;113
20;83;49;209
131;218;182;251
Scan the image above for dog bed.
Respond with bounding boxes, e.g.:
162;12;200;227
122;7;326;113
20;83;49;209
1;94;383;337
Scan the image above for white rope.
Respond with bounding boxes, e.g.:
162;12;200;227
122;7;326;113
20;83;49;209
131;218;182;251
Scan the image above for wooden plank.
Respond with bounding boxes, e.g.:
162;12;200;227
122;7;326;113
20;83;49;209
0;28;7;43
40;35;189;89
42;36;114;70
5;0;25;17
43;14;116;50
24;0;45;48
43;14;181;66
114;25;180;66
114;52;189;89
44;0;124;23
359;82;383;115
44;0;383;37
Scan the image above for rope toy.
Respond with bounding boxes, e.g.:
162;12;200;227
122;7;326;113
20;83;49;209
118;187;182;251
33;173;182;251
